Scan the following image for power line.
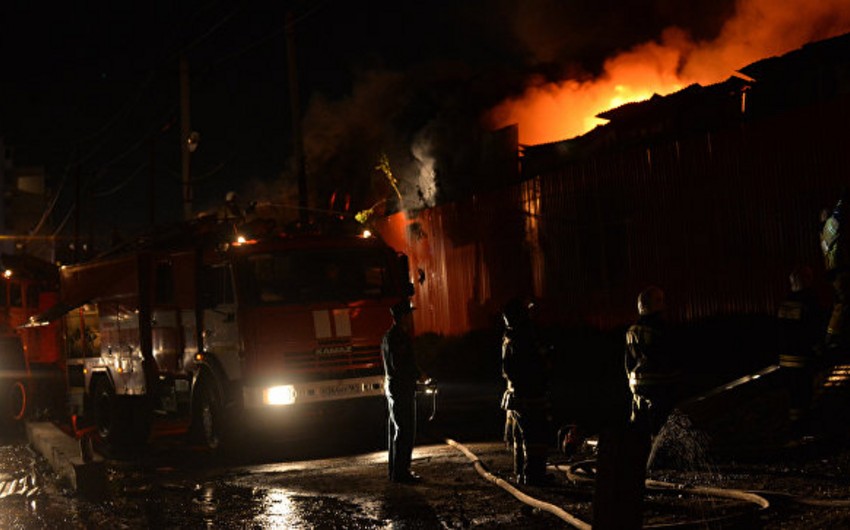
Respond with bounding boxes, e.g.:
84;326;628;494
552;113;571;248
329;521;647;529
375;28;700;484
76;71;157;148
177;4;244;57
61;2;242;173
212;0;331;67
90;161;147;198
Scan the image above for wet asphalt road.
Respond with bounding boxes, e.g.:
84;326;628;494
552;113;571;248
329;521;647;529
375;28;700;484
0;425;566;529
2;379;573;529
5;374;850;528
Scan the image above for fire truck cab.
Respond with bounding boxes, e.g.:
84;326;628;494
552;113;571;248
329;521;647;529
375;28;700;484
51;218;414;450
0;254;61;427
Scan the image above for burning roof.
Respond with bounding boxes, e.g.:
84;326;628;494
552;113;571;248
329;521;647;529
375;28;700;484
521;31;850;178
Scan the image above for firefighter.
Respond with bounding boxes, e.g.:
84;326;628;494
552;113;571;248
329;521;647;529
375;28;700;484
626;285;678;437
381;300;422;483
777;266;824;436
820;191;850;358
500;297;551;486
593;285;676;529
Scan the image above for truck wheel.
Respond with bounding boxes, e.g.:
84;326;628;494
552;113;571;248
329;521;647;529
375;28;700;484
93;377;131;448
7;380;26;421
193;377;225;450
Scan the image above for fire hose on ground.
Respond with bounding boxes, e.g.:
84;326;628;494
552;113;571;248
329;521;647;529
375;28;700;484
444;437;592;530
563;460;769;510
564;459;850;509
445;438;775;529
446;438;850;528
564;460;771;529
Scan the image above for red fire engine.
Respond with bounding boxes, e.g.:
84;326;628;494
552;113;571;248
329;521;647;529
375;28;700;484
0;253;62;426
33;215;415;450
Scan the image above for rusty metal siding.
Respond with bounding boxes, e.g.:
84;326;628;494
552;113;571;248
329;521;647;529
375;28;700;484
378;93;850;336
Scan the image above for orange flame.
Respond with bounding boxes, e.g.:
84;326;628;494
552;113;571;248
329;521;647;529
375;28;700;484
490;0;850;146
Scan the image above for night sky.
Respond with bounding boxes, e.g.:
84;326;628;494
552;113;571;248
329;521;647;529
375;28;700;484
1;0;738;242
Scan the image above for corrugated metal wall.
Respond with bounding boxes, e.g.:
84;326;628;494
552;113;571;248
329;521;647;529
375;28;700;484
378;93;850;336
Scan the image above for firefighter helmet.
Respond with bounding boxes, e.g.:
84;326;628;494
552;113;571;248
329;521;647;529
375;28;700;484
637;286;665;316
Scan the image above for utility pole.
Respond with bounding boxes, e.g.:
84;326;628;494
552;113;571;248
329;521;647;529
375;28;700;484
73;154;81;263
286;11;308;225
149;133;156;228
179;54;193;221
0;137;5;255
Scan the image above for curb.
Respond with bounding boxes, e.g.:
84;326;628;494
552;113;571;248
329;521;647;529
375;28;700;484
25;421;107;499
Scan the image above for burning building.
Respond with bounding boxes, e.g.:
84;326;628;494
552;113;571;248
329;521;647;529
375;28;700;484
379;31;850;347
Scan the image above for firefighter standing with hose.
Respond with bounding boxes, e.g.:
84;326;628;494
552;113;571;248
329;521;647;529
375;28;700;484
593;285;678;529
500;297;552;486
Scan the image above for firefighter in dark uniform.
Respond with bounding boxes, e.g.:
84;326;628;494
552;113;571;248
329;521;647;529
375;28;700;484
777;267;824;436
626;285;678;438
594;285;677;529
381;300;422;483
821;191;850;357
500;297;551;486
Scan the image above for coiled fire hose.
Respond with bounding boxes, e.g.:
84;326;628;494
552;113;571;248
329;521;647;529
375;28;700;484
444;438;592;530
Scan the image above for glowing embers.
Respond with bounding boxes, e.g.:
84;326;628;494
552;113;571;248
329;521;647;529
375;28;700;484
263;385;297;406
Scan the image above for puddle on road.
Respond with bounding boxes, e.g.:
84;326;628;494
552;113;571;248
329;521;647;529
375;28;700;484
256;488;385;528
115;479;395;528
0;438;101;529
2;429;524;528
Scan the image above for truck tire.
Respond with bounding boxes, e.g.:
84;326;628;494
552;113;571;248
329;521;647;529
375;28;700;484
2;380;26;423
192;376;226;450
92;377;132;449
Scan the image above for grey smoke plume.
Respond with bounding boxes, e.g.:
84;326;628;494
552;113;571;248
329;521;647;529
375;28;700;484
410;134;438;209
297;0;847;213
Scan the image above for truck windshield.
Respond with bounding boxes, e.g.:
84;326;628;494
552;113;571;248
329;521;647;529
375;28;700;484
240;248;395;305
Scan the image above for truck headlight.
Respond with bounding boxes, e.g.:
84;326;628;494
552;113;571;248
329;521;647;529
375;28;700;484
264;385;296;406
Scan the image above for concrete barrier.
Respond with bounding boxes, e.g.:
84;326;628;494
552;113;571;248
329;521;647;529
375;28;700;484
25;421;107;499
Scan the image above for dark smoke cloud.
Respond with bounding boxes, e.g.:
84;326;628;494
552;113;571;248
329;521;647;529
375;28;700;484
509;0;736;73
302;58;516;213
298;0;740;214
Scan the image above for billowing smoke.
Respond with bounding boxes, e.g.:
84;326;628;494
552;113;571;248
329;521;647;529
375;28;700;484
297;0;850;216
302;70;408;213
490;0;850;145
410;134;438;208
301;62;507;214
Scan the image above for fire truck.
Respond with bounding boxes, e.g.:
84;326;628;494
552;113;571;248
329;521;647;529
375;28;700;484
0;253;62;427
35;215;416;450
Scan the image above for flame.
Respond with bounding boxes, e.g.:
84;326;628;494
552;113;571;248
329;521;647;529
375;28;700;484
490;0;850;145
